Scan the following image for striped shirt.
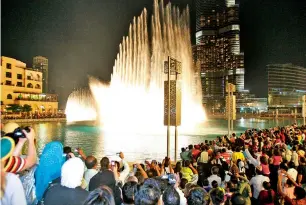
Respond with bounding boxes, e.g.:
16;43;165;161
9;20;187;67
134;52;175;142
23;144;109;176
4;156;26;173
221;152;231;164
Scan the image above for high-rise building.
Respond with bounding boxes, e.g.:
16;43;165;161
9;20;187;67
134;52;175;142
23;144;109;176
33;56;48;93
267;63;306;113
193;0;245;112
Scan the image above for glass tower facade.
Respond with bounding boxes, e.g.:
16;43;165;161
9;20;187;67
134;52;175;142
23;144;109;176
267;64;306;112
194;0;245;112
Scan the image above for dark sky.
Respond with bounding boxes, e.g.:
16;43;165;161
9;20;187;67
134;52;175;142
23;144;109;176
2;0;306;108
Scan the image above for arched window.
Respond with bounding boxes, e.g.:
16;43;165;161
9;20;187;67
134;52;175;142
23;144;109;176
27;83;33;88
35;84;41;89
37;74;41;81
7;94;12;99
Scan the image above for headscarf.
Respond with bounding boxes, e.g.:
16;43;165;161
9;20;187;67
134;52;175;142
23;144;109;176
61;157;84;188
35;141;64;201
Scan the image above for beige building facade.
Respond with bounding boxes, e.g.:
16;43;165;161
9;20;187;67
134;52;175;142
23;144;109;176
1;56;58;113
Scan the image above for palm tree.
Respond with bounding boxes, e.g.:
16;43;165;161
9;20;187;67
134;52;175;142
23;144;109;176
22;104;32;117
6;104;22;113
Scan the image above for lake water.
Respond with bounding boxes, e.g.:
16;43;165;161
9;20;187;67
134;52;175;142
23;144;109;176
17;118;303;162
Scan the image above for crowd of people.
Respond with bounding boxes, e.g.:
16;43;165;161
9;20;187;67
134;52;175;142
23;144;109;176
1;122;306;205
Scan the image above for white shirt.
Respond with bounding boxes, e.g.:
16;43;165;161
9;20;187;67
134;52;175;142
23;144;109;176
84;169;98;190
287;168;298;181
175;187;187;205
1;173;27;205
292;151;299;167
119;159;130;184
207;174;222;187
250;175;270;199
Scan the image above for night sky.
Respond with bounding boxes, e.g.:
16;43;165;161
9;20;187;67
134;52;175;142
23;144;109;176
2;0;306;108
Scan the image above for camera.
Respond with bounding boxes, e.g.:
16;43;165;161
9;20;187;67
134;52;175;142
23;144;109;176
6;126;31;139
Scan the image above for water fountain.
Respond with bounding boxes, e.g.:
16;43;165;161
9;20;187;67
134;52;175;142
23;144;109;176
66;0;206;134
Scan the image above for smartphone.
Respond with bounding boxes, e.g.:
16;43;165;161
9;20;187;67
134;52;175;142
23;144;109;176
111;161;115;166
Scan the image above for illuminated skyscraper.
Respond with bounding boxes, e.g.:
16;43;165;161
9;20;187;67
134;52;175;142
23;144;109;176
33;56;48;93
193;0;245;112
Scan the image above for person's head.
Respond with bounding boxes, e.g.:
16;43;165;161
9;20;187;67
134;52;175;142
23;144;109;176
262;181;274;203
35;141;64;201
181;147;186;152
211;166;219;175
189;145;193;150
122;181;138;204
180;178;188;189
211;180;218;188
235;147;241;152
230;193;246;205
279;163;288;172
100;157;110;171
294;186;306;200
162;186;180;205
83;186;115;205
210;187;225;205
61;157;84;188
299;157;306;164
175;162;181;173
221;148;226;153
63;146;72;154
85;156;98;169
126;176;139;184
184;160;191;167
274;149;281;156
225;181;234;191
135;184;161;205
187;187;206;205
260;156;268;165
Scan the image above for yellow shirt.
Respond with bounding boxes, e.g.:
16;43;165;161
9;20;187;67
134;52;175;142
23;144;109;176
231;152;245;164
180;167;193;182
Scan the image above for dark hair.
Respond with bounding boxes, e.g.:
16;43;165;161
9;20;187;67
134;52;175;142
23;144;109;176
63;146;72;154
175;162;181;173
211;180;218;188
294;186;306;200
260;156;268;165
230;193;246;205
262;181;274;203
181;148;186;152
83;186;115;205
85;156;97;169
184;160;191;167
122;182;138;204
210;187;225;205
162;187;180;205
300;157;306;164
211;166;219;175
180;178;188;189
274;149;281;156
135;171;145;185
279;163;288;171
189;145;193;150
235;147;241;152
100;157;110;171
135;184;161;205
187;187;206;205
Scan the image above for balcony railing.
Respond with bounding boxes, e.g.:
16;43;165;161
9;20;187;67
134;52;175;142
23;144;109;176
15;97;58;102
14;93;58;102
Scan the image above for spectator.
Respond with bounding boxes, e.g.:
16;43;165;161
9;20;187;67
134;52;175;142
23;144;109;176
3;123;37;173
134;184;161;205
180;160;198;184
162;186;180;205
84;156;98;190
297;157;306;188
249;169;270;204
258;181;275;205
122;181;138;205
35;141;65;202
43;157;88;205
230;193;246;205
231;147;245;165
207;166;222;188
180;147;192;162
117;152;130;185
83;186;115;205
1;137;27;205
89;157;122;205
186;187;206;205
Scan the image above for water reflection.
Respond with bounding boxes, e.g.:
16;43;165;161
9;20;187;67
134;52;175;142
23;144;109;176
17;118;302;161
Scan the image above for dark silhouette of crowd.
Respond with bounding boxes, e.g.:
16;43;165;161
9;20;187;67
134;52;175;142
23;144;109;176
1;122;306;205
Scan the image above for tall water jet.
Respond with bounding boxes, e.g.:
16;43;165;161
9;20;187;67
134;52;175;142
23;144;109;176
66;0;206;133
65;89;97;123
